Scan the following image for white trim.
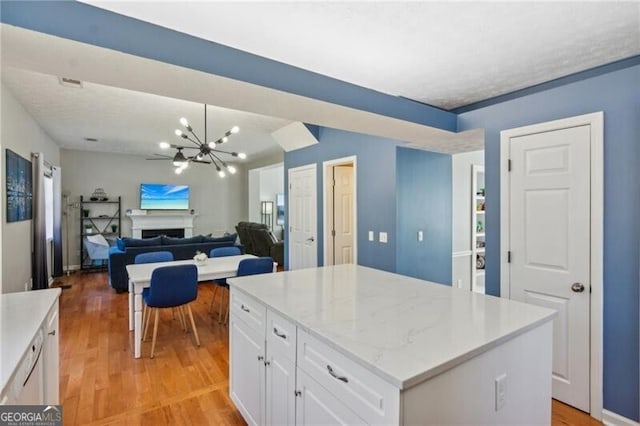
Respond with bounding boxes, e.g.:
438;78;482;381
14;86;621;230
452;250;473;258
602;410;640;426
322;156;358;266
499;111;604;420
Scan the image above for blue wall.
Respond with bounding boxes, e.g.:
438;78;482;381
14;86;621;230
285;127;402;272
458;65;640;421
396;147;452;284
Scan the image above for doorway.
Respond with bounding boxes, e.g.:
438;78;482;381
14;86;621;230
323;156;357;266
500;112;603;419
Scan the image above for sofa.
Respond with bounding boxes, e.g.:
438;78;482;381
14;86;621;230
235;222;284;266
107;234;242;292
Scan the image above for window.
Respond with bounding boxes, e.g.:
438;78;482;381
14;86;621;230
45;175;53;240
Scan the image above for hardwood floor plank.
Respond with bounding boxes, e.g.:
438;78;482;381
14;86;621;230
53;271;600;426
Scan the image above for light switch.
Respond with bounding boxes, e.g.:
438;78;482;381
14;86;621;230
379;232;388;243
368;231;374;241
418;230;423;242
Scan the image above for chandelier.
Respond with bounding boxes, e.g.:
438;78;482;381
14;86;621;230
150;104;246;177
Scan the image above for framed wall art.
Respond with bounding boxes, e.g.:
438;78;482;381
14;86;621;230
6;149;33;222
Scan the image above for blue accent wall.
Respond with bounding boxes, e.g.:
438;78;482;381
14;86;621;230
396;148;452;284
458;65;640;421
0;1;456;132
285;127;401;272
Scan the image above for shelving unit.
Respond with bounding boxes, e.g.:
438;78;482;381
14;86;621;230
471;165;485;293
79;195;121;271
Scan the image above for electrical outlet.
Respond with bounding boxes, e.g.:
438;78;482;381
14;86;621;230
368;231;374;241
379;232;388;243
495;374;507;411
417;230;423;242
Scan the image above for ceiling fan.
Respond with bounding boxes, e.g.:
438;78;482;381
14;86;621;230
147;104;247;177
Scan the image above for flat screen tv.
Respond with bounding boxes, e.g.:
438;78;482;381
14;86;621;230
140;183;189;210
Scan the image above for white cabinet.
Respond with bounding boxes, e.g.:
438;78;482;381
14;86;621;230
230;314;265;426
43;303;59;405
295;368;365;426
471;164;486;293
265;348;296;425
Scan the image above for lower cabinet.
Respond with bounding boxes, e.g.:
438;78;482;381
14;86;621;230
230;314;265;426
295;368;365;426
43;303;59;405
230;289;376;426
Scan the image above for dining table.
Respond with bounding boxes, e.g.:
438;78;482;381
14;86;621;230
126;254;259;358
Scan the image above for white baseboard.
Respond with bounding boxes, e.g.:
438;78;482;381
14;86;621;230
603;410;640;426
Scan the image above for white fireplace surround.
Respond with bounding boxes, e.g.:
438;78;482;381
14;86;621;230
128;212;196;238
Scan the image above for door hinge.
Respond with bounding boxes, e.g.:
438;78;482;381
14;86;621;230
289;183;292;190
507;251;511;263
332;179;336;188
508;159;512;172
331;229;336;237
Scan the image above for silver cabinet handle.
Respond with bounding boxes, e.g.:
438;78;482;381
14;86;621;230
273;328;287;339
571;282;585;293
48;330;56;336
241;304;250;313
326;365;348;383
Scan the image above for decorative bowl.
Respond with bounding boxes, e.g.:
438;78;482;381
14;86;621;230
194;252;208;266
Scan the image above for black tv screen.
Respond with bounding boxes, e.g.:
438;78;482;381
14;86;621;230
140;183;189;210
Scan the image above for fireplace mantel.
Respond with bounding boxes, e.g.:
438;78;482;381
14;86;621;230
127;212;196;238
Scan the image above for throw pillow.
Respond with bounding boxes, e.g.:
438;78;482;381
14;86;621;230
202;233;237;243
161;235;203;245
122;236;162;247
116;237;126;251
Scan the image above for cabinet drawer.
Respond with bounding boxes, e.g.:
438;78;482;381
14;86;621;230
297;330;399;425
266;309;297;361
230;290;266;333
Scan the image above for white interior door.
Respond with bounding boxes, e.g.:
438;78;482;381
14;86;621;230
333;165;354;264
507;125;591;411
288;164;317;270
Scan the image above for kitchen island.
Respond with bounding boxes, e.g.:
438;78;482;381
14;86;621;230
228;264;555;425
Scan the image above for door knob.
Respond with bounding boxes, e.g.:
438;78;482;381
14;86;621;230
306;236;315;242
571;282;585;293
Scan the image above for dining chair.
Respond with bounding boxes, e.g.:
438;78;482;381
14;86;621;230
208;246;242;317
142;264;200;358
134;252;184;335
220;256;274;324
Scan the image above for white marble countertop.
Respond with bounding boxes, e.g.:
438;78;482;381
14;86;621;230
0;288;61;395
228;265;555;389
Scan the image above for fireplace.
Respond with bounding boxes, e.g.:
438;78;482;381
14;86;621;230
142;228;185;238
128;212;196;239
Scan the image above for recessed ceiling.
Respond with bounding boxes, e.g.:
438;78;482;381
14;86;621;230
1;66;290;158
83;1;640;110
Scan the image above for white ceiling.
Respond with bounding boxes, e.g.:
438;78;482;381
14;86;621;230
1;2;638;159
84;1;640;110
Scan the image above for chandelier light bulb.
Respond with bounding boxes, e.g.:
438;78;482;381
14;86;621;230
159;141;170;149
238;152;247;159
175;129;183;137
208;141;215;148
228;165;237;174
221;136;228;143
180;117;189;127
218;169;226;178
180;162;189;169
231;126;240;134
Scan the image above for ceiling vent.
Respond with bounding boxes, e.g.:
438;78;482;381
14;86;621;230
84;137;98;142
58;77;83;88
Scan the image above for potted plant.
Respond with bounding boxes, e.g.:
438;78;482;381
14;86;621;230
82;209;90;218
84;224;93;234
111;224;118;233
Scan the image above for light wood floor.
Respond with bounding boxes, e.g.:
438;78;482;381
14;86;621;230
53;272;601;425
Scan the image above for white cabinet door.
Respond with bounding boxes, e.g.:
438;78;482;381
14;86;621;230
265;349;296;426
295;368;365;426
43;303;59;405
230;314;265;426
